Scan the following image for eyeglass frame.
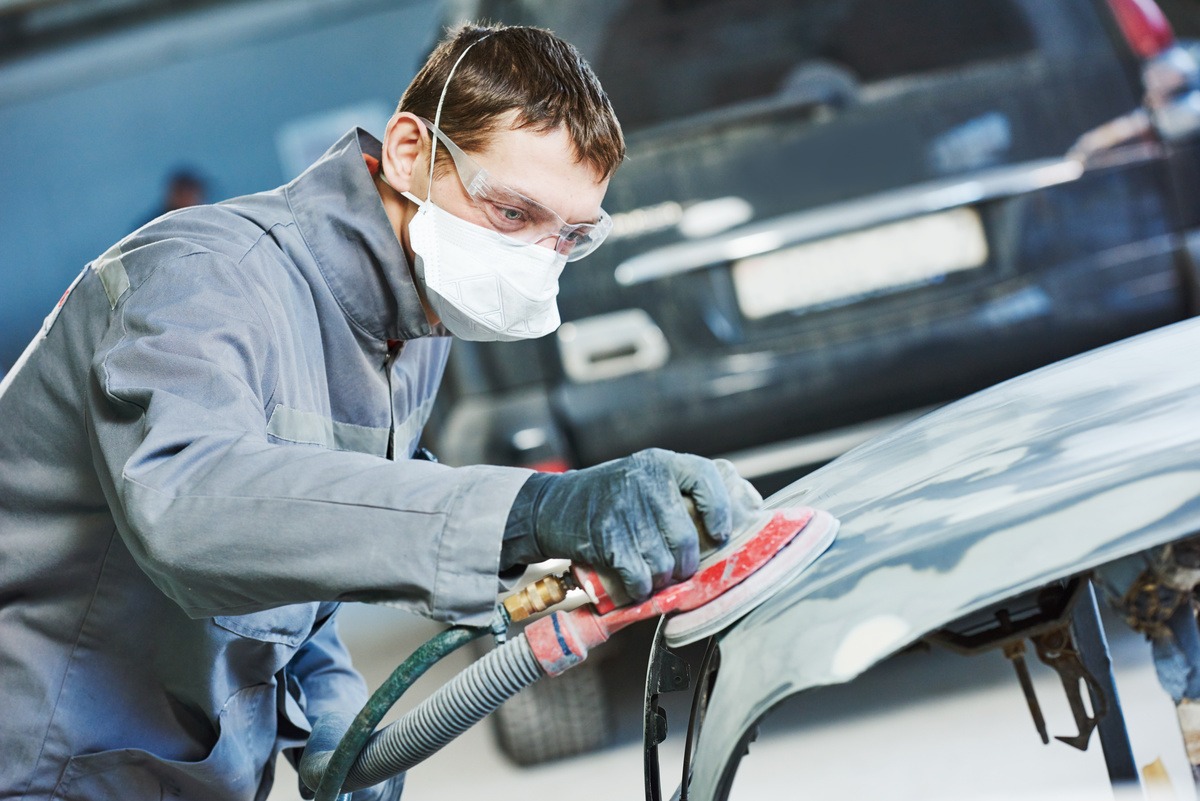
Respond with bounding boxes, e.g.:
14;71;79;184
417;116;613;262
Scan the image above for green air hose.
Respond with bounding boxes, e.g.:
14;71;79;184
305;624;488;801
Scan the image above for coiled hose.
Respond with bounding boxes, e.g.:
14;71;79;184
304;626;546;801
344;630;543;789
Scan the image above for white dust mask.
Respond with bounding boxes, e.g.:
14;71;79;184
396;31;569;342
404;192;567;342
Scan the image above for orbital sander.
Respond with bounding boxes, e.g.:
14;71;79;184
504;504;839;654
303;503;838;800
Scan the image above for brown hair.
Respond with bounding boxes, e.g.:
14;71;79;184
398;22;625;180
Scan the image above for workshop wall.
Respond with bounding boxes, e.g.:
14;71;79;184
0;0;441;372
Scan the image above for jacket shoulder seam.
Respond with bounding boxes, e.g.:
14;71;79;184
98;250;272;416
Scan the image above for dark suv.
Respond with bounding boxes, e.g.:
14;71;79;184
428;0;1200;763
429;0;1200;497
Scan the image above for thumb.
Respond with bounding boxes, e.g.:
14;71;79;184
712;458;764;533
663;452;733;543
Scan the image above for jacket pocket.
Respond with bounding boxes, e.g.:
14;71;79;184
214;602;318;647
52;683;274;801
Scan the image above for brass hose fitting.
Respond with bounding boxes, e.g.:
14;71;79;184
503;573;575;622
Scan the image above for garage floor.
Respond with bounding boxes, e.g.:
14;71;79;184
269;603;1195;801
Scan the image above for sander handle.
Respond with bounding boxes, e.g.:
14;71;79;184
502;493;712;622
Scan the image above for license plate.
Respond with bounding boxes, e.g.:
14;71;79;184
732;207;989;320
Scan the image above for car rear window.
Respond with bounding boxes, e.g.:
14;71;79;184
485;0;1037;133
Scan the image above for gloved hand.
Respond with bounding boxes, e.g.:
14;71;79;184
504;448;763;602
298;712;406;801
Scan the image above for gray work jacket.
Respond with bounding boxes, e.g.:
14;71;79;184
0;128;531;800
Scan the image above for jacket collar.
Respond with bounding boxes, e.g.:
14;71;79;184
286;128;433;341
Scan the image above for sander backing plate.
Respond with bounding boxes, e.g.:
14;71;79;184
663;508;839;647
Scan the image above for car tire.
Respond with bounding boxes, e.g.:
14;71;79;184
493;657;612;765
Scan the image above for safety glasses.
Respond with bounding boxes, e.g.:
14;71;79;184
420;117;612;262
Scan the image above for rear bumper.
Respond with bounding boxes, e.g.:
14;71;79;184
433;235;1189;475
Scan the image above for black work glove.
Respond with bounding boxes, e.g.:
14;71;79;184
503;448;763;601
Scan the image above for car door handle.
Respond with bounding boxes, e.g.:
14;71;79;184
556;309;670;383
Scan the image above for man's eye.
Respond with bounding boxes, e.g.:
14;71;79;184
497;206;526;223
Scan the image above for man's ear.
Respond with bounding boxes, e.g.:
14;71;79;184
381;112;429;195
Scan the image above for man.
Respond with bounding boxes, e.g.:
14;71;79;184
0;23;760;801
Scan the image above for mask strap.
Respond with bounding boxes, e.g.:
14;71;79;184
426;32;495;203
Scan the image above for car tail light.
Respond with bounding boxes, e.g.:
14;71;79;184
510;426;571;473
1107;0;1175;60
528;458;570;473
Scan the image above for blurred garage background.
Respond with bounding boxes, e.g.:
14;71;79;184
0;0;439;376
6;0;1200;798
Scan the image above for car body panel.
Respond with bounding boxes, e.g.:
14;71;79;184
689;317;1200;799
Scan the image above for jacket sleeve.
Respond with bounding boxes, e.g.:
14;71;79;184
86;252;532;626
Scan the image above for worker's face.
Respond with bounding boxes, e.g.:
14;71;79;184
379;112;610;258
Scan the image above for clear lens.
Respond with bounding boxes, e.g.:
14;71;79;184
421;118;611;261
